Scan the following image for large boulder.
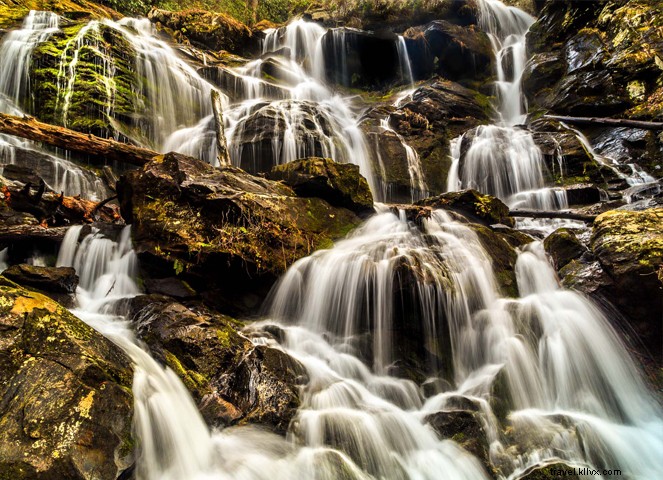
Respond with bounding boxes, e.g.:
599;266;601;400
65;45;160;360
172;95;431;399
148;8;254;55
418;189;514;227
360;79;492;201
267;157;374;214
128;295;307;433
425;409;488;464
0;278;134;479
590;208;663;355
2;264;78;306
117;152;364;316
543;228;588;270
404;20;493;84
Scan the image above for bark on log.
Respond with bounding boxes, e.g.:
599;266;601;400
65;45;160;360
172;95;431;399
0;225;72;245
0;113;158;165
510;209;597;222
211;90;231;166
544;115;663;130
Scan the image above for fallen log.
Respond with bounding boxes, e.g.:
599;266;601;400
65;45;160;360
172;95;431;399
544;114;663;130
0;113;158;165
510;209;597;222
0;225;73;245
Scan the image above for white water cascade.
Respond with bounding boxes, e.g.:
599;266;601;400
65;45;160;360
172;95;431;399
54;207;663;479
0;11;107;199
447;0;565;213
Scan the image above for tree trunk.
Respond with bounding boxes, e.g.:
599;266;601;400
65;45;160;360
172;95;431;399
211;90;231;166
509;209;597;222
0;113;158;166
544;114;663;130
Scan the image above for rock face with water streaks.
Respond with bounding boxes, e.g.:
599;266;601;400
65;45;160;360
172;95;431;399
0;278;133;480
128;295;306;433
117;152;364;315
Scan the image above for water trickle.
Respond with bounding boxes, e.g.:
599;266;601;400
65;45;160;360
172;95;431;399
397;36;414;86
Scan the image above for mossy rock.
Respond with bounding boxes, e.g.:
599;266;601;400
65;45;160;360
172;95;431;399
267;157;374;215
543;228;587;270
418;189;514;228
117;152;363;315
591;208;663;355
0;0;121;29
0;277;133;479
127;295;307;433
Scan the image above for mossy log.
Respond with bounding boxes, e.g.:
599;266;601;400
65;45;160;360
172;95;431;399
0;113;158;166
544;115;663;130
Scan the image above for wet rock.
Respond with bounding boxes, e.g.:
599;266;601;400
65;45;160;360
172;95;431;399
513;462;580;479
148;8;254;55
268;157;374;215
543;228;588;270
0;278;134;479
230;99;338;174
405;20;493;84
418;190;514;227
590;208;663;355
2;264;78;306
361;79;491;200
144;277;197;299
320;28;403;88
425;410;489;463
199;65;288;102
128;295;306;433
564;184;601;206
117;152;362;316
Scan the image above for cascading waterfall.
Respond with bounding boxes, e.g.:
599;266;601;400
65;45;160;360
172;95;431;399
447;0;565;213
54;206;663;479
0;11;108;199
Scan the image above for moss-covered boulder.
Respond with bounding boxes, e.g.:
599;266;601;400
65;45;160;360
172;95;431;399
128;295;306;433
425;409;489;463
267;157;374;215
591;208;663;354
543;228;588;270
0;278;133;479
147;8;254;55
117;152;363;316
0;0;120;30
418;189;514;227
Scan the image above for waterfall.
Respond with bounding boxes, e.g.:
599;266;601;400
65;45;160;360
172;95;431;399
397;36;414;86
0;11;107;200
447;0;567;216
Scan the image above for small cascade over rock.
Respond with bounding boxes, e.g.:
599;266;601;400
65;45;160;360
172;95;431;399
0;11;108;199
447;0;566;216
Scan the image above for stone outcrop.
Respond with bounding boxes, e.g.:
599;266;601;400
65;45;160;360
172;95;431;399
148;8;254;55
117;152;365;316
128;295;306;433
590;208;663;354
361;79;492;201
267;157;374;214
0;278;134;479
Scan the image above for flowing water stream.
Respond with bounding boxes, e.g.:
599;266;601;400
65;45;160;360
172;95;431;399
2;1;662;479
